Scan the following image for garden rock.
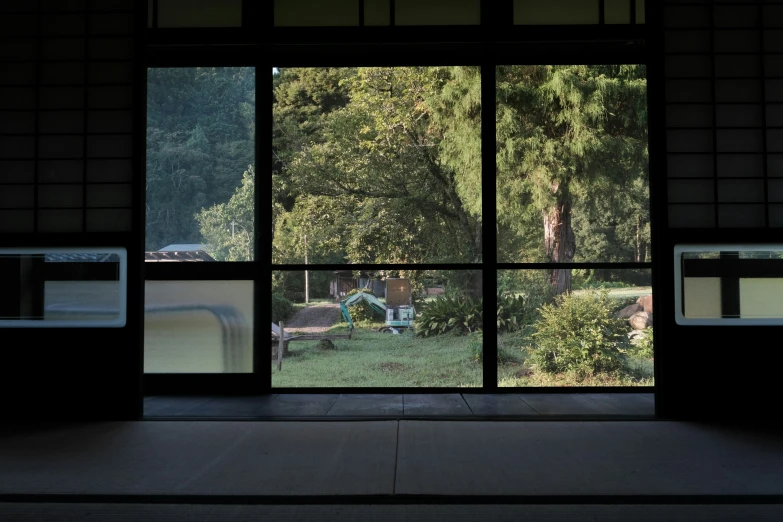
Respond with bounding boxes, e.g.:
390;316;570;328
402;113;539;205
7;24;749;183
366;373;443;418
616;303;643;319
637;294;653;313
629;311;653;330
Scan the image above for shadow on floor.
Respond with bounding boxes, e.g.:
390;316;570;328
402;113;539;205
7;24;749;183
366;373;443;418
143;393;655;419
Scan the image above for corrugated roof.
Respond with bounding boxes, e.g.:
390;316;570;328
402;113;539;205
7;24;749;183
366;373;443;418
158;244;208;252
45;253;119;262
145;250;216;262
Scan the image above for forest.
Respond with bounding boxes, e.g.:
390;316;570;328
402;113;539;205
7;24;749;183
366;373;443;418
146;65;648;293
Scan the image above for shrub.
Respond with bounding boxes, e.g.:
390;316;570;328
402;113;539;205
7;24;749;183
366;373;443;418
343;288;384;323
629;328;654;360
529;290;629;379
272;293;295;324
416;295;483;337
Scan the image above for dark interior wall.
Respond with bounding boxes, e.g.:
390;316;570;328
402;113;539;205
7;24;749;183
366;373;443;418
0;0;142;421
2;0;781;422
656;1;783;421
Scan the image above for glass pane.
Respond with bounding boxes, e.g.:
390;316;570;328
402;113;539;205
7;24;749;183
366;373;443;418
676;245;783;323
271;269;483;387
146;67;255;261
274;0;359;26
514;0;599;24
144;280;253;373
0;248;126;327
605;0;631;24
497;269;653;387
496;65;649;267
364;0;390;25
157;0;242;28
395;0;480;25
272;66;482;264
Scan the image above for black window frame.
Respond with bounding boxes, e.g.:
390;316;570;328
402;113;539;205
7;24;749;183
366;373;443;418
142;0;656;396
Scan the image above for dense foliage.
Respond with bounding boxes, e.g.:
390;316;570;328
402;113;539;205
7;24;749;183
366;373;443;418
146;67;255;255
147;67;648;298
416;295;483;338
273;67;482;265
496;65;648;292
271;293;295;324
529;291;630;379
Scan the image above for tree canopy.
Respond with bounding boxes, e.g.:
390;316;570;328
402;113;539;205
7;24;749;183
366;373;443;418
146;67;255;253
146;65;649;295
496;65;648;292
272;66;482;264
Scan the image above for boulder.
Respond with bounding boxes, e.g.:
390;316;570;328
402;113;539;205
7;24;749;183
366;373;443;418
637;294;653;313
629;311;653;330
617;303;643;319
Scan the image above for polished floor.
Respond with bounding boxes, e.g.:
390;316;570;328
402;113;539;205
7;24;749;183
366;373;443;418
143;393;655;419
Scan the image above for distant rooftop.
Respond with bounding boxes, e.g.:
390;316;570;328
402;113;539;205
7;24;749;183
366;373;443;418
145;251;215;262
158;244;208;252
45;253;119;262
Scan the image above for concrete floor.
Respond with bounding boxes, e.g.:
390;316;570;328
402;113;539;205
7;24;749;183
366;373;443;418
143;393;655;419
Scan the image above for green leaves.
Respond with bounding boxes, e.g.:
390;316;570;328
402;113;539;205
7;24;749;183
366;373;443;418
528;290;630;380
495;65;648;264
196;165;255;261
416;294;483;338
273;67;482;264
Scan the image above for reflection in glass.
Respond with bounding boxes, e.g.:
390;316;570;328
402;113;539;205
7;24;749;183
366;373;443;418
0;249;125;327
144;281;253;373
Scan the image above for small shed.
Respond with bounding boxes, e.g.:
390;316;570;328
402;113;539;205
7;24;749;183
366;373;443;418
329;270;385;299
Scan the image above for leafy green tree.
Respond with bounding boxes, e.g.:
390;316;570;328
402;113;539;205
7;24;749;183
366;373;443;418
146;67;255;251
197;165;255;261
496;65;648;293
276;67;482;264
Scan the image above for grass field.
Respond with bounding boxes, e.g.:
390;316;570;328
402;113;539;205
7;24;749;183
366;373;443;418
271;321;482;388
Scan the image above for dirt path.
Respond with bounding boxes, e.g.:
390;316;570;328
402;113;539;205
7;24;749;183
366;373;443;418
285;303;341;334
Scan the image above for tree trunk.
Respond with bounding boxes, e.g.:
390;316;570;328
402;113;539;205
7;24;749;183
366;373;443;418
543;189;575;295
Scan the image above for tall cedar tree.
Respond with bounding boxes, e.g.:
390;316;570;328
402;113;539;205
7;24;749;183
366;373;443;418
496;65;648;293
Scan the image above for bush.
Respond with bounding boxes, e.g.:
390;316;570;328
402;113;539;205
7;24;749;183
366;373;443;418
343;288;384;323
629;328;654;359
416;294;483;338
529;290;629;379
272;293;295;324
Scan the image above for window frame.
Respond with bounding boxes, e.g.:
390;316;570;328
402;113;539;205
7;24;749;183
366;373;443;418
142;2;654;395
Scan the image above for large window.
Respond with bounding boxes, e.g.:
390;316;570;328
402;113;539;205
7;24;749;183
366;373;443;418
144;66;256;375
496;65;653;387
272;66;483;388
143;4;654;393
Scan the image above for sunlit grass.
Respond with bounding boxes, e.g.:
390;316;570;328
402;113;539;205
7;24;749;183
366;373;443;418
272;324;482;388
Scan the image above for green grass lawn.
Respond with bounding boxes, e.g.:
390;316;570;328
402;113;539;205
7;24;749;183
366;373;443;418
272;322;483;387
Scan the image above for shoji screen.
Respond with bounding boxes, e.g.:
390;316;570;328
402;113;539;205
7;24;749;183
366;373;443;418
0;0;135;234
665;2;783;228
